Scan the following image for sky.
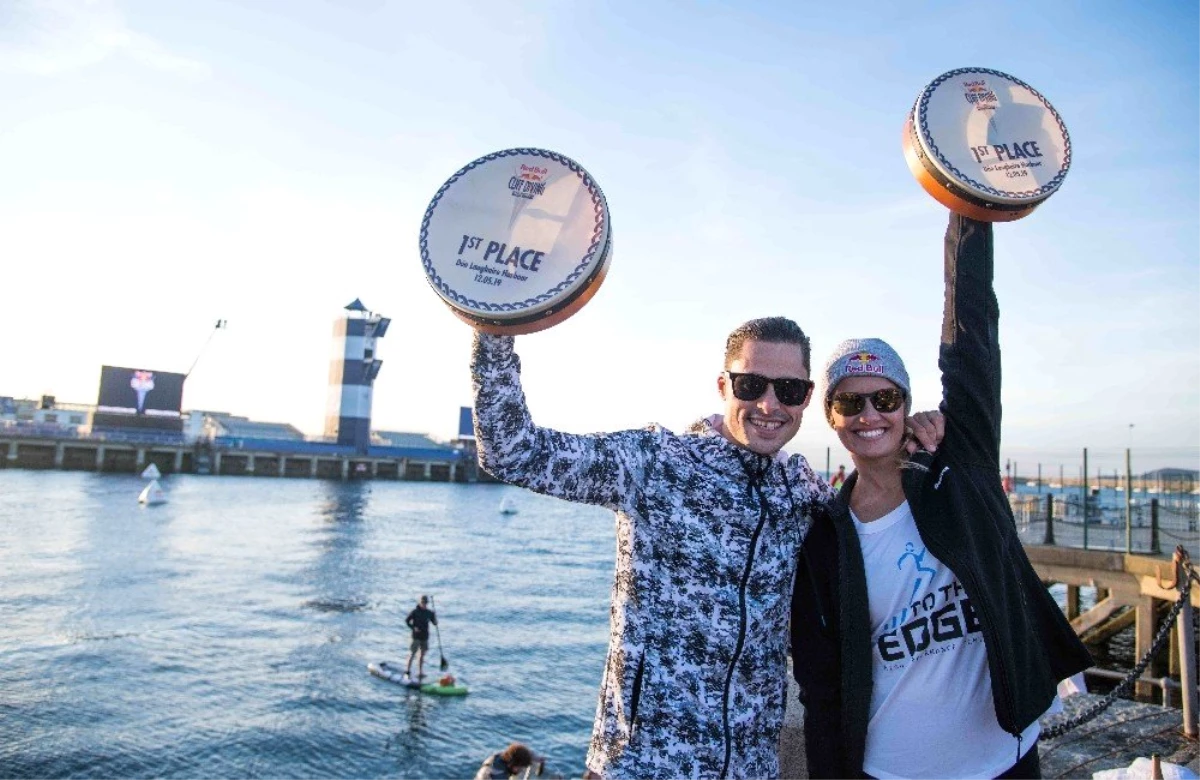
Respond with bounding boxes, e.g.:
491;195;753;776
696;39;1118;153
1;0;1196;478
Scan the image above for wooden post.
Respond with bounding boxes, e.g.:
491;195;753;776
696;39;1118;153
1065;585;1080;620
1135;595;1155;700
1177;548;1197;737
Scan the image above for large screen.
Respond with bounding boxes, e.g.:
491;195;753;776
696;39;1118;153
96;366;186;417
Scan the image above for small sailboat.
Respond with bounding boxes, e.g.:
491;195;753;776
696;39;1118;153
139;479;167;506
141;463;162;479
499;496;517;515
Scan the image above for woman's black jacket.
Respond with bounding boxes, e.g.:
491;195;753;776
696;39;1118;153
790;214;1093;779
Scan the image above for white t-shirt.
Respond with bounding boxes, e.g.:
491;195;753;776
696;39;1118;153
853;502;1039;779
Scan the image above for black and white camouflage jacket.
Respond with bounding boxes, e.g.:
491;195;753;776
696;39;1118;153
471;333;835;780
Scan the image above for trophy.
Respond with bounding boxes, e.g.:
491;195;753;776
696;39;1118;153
903;68;1070;221
419;148;612;334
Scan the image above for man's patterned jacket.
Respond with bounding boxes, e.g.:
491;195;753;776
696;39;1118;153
471;333;835;779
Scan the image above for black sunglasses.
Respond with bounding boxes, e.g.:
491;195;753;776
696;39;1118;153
725;372;814;407
831;387;907;416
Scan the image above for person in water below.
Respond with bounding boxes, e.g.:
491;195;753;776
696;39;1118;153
470;317;944;779
790;214;1093;779
475;743;545;780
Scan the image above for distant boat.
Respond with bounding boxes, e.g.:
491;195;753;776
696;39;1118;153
139;479;167;506
141;463;162;479
499;497;517;515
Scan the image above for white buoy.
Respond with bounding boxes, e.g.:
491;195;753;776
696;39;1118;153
138;479;167;506
499;496;517;515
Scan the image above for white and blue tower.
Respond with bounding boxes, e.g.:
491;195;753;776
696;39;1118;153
324;299;390;452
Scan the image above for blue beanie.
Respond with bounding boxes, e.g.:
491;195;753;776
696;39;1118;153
823;338;912;420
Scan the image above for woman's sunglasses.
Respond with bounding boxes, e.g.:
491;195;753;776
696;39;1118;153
725;372;814;407
831;387;907;416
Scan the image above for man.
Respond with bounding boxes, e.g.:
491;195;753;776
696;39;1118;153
830;464;847;489
475;743;545;780
470;319;941;779
404;595;437;681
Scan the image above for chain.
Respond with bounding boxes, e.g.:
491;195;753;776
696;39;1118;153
1043;558;1193;740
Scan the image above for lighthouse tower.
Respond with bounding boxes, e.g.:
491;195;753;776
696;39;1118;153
324;299;390;452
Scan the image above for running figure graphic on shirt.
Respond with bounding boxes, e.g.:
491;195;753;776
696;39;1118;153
892;542;937;627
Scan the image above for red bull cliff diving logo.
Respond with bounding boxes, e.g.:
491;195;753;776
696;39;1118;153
846;352;885;375
509;163;548;200
130;370;155;413
961;79;998;111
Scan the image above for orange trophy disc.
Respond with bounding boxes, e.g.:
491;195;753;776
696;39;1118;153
419;148;611;335
903;68;1070;221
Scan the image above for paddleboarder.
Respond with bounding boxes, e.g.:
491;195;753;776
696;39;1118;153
403;595;437;682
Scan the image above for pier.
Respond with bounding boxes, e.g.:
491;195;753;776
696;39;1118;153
0;428;477;482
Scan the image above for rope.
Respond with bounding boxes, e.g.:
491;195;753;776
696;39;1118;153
1042;557;1194;740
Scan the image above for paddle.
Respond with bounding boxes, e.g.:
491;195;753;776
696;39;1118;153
430;595;449;671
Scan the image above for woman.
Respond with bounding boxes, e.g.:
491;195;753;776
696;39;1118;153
790;214;1092;779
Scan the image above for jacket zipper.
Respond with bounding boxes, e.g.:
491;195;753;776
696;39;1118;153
628;654;645;738
719;484;771;779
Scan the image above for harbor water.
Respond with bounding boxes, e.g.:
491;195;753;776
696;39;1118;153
0;471;613;779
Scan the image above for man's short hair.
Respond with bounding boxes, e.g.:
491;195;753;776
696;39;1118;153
724;317;812;375
500;743;534;769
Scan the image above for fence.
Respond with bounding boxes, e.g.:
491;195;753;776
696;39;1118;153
1012;492;1199;559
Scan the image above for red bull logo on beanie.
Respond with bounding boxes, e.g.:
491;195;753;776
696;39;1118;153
846;352;885;375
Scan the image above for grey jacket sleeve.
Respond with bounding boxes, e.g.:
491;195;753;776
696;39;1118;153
470;332;654;510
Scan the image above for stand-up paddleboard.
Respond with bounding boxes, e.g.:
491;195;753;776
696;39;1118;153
903;68;1070;221
367;661;469;695
420;148;612;335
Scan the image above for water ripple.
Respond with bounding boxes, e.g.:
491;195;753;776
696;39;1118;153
0;473;610;778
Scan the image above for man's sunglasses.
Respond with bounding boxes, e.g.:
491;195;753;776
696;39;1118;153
831;387;907;416
725;372;814;407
